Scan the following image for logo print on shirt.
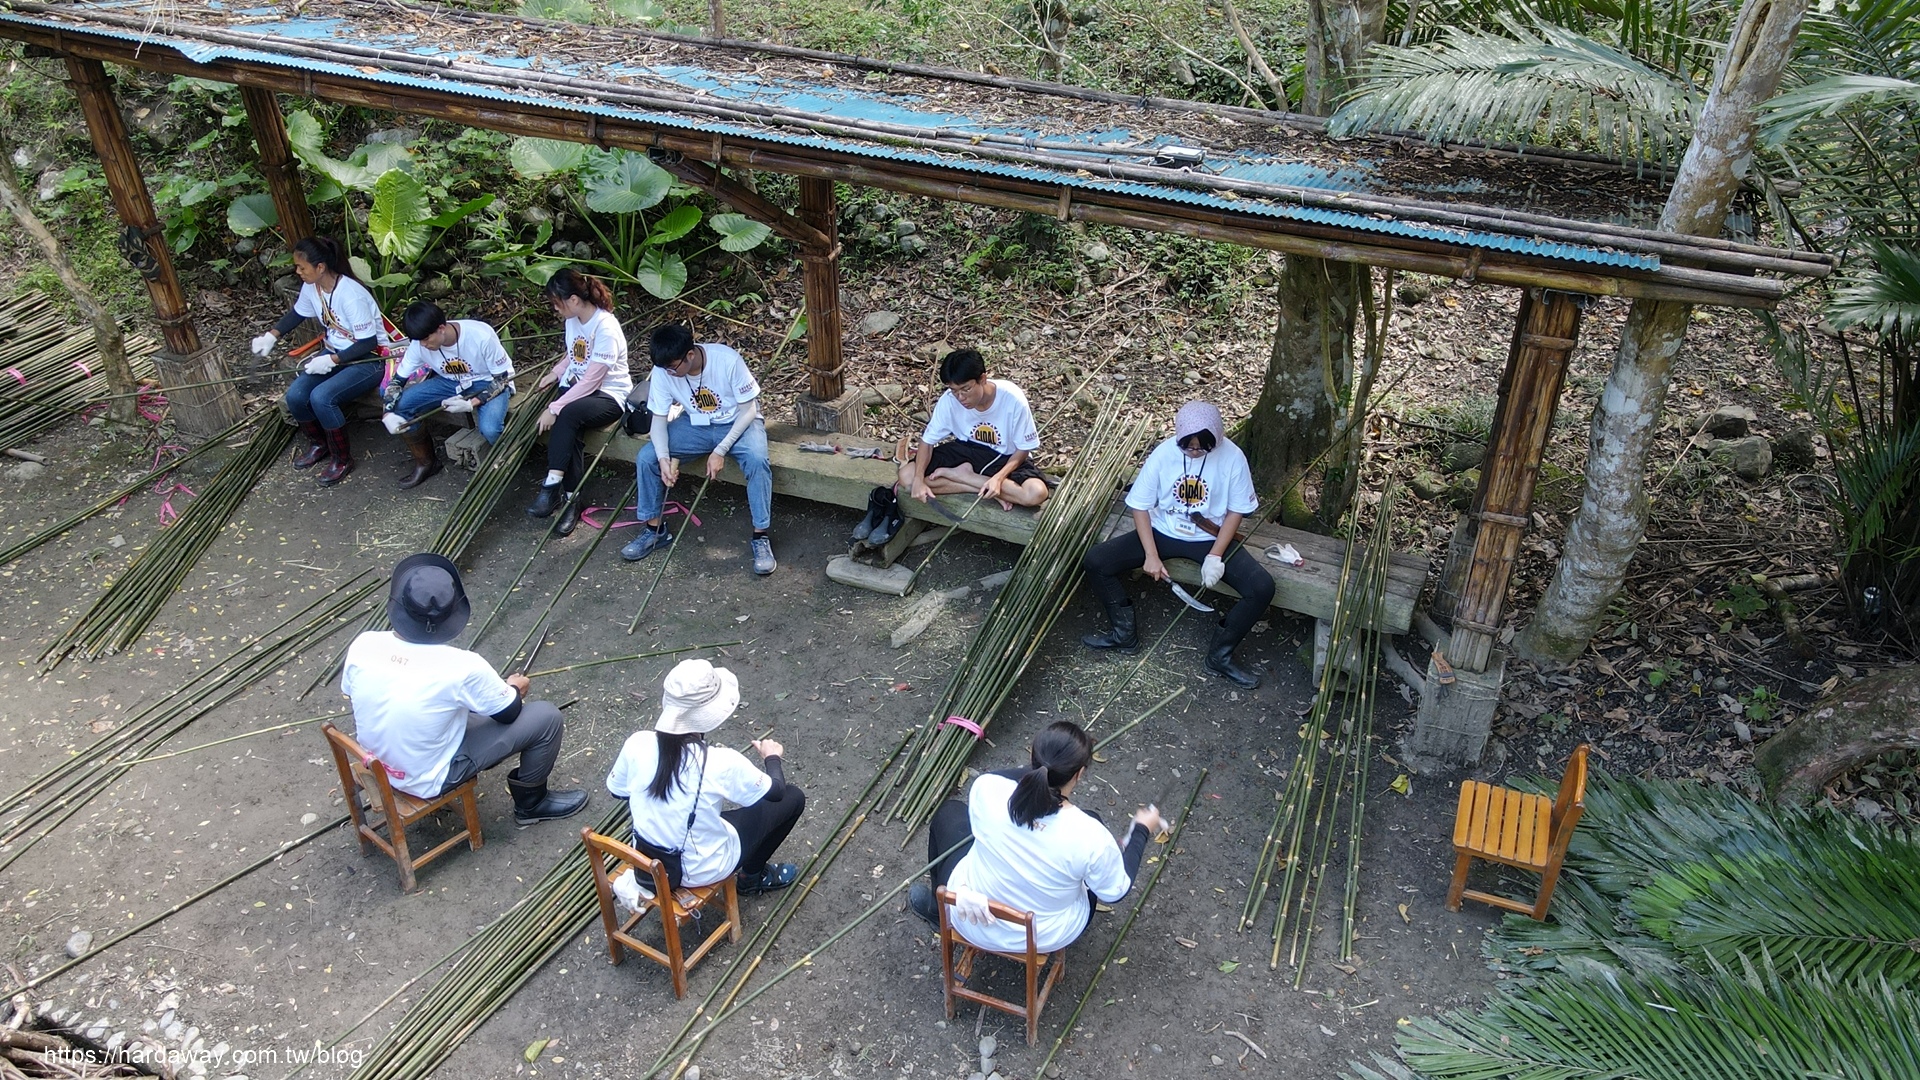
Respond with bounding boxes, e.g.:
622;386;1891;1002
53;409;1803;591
971;422;1001;446
571;337;590;362
692;386;722;413
1176;475;1209;508
442;357;471;375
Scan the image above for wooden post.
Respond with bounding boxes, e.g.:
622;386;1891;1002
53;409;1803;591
238;85;313;245
65;56;242;435
794;177;858;433
1444;289;1583;672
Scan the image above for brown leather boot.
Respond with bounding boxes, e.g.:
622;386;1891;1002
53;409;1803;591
317;428;354;486
291;420;329;469
397;428;442;490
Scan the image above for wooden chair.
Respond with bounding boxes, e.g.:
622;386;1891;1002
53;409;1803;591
322;723;482;892
1447;743;1589;921
583;829;742;999
936;887;1067;1046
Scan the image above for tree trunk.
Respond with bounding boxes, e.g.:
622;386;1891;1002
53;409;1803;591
0;129;139;426
1518;0;1809;663
1242;0;1382;512
1754;665;1920;804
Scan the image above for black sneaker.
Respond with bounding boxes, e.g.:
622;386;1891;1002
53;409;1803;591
908;881;939;927
737;862;799;894
852;486;893;543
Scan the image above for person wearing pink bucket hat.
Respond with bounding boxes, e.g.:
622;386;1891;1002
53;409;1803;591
1080;401;1273;688
605;659;807;892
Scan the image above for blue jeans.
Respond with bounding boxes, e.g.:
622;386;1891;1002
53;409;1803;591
636;414;772;531
396;375;512;443
285;362;383;430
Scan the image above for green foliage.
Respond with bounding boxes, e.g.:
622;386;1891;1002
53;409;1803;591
1350;772;1920;1079
1711;580;1767;624
1143;233;1255;312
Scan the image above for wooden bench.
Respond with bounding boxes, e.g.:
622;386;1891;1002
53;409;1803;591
582;421;1425;634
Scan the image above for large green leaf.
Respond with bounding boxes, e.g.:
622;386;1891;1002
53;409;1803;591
355;141;416;177
609;0;665;22
284;110;327;162
368;170;433;262
285;110;380;193
582;150;671;214
226;193;279;237
646;204;702;246
710;212;773;252
422;194;496;230
519;0;595;21
508;137;589;178
635;249;687;299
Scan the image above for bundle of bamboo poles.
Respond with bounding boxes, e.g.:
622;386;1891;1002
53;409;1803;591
39;410;290;667
1238;484;1399;983
1;578;381;873
0;292;159;450
888;392;1147;831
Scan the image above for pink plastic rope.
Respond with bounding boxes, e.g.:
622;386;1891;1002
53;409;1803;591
4;368;25;386
72;360;92;378
577;504;643;531
662;500;702;527
940;715;984;739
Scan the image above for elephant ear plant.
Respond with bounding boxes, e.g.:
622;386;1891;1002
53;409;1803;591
495;137;772;301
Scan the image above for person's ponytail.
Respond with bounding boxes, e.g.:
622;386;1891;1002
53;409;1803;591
546;267;613;312
1008;721;1093;828
292;235;358;283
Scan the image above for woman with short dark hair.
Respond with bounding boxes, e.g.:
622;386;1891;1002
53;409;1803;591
908;720;1162;954
249;236;385;486
527;268;634;536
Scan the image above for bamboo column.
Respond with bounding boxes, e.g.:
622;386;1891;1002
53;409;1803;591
238;86;313;244
1444;289;1583;672
795;176;856;432
64;55;243;434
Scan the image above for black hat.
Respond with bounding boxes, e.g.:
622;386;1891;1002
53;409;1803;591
386;553;471;645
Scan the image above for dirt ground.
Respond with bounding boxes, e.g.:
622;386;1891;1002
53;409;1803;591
0;399;1505;1080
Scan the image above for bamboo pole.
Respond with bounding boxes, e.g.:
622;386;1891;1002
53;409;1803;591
524;642;740;679
628;475;712;633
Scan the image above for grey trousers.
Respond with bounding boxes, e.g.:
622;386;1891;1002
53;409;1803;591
439;700;564;794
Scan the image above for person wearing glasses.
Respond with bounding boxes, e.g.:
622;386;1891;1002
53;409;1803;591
1080;400;1272;688
527;268;634;537
620;324;777;576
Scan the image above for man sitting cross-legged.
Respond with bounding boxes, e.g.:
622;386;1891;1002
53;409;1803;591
898;348;1051;512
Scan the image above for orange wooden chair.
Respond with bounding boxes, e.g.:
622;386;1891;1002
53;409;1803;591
936;887;1067;1046
1447;743;1589;921
322;723;482;892
582;829;742;999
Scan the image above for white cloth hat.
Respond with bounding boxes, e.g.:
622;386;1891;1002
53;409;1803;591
656;658;741;735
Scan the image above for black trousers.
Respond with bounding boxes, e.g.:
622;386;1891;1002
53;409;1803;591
546;393;623;491
1082;529;1275;645
721;784;807;876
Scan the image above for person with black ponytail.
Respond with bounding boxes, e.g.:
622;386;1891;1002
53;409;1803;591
908;721;1163;954
250;236;385;486
527;268;634;537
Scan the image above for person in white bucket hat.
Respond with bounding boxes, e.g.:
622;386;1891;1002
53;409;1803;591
605;659;806;892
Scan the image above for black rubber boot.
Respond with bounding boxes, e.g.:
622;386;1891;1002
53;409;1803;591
292;420;329;469
1082;598;1140;650
525;482;566;519
553;492;582;537
1204;622;1261;689
507;770;588;825
398;428;442;489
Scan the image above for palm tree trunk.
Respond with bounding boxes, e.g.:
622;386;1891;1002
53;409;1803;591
1520;0;1810;663
0;130;139;426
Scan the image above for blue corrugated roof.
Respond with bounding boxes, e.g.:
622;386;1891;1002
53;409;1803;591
1;6;1660;271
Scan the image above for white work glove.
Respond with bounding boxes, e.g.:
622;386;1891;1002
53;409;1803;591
250;332;276;357
303;355;337;376
381;412;408;435
441;395;474;415
1201;554;1226;589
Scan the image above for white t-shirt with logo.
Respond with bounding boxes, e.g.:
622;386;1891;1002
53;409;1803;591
923;379;1040;457
561;309;635;401
294;276;383;356
947;772;1132;954
340;631;518;800
1126;436;1259;542
646;343;761;427
396;320;514;393
605;731;773;888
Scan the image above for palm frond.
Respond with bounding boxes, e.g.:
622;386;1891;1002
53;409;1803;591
1330;17;1698;161
1364;961;1920;1080
1828;421;1920;554
1827;240;1920;339
1485;876;1689;984
1558;772;1792;899
1760;74;1920;148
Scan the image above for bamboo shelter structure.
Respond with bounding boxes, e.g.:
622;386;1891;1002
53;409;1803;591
0;0;1836;761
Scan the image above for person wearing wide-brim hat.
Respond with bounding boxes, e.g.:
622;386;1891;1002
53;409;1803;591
605;659;805;893
1080;400;1274;688
341;553;588;825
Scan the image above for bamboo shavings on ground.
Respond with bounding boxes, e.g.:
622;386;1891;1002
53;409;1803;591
1238;484;1400;984
0;291;161;450
39;409;289;666
888;392;1147;831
